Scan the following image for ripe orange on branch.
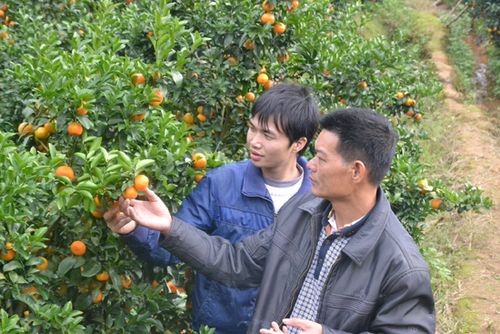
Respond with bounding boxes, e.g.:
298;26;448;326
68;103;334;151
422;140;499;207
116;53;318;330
1;249;16;261
192;153;207;170
55;165;76;181
34;127;50;140
273;23;286;34
36;257;49;271
245;92;256;102
67;122;84;136
257;73;269;85
260;13;275;25
123;186;138;199
96;271;110;282
70;240;86;256
134;175;149;192
18;122;34;135
149;90;164;107
131;72;145;86
261;0;274;12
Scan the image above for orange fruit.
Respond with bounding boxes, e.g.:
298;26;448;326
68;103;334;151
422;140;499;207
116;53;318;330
43;121;56;134
76;101;88;115
55;166;76;181
91;210;104;218
263;80;274;90
21;286;38;296
18;122;34;135
5;242;13;250
0;9;4;18
134;175;149;192
131;72;145;85
149;90;164;107
261;0;274;12
183;113;195;126
196;105;204;114
92;290;104;304
67;122;84;136
197;114;207;122
121;275;132;289
396;91;405;99
243;39;255;50
96;271;110;282
166;280;177;293
0;31;8;39
273;23;286;34
260;12;275;25
405;110;415;118
245;92;256;102
34;127;50;140
1;249;16;261
192;153;207;170
194;173;205;183
415;113;423;123
70;240;86;256
430;198;442;210
226;56;238;64
36;257;49;271
94;196;101;208
290;0;299;10
129;113;145;121
123;186;138;199
151;280;160;288
357;81;368;89
277;52;289;63
257;73;269;85
236;95;244;103
404;98;414;107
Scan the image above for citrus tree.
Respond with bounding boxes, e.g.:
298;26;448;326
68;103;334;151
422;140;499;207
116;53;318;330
0;0;491;332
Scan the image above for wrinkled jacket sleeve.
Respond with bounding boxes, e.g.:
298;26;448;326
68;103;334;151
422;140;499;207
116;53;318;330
160;216;274;288
121;175;215;267
322;269;435;334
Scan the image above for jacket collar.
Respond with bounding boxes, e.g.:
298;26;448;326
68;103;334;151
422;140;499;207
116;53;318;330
299;188;390;265
241;156;311;199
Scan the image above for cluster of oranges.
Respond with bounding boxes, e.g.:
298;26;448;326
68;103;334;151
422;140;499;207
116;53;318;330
259;0;298;34
16;71;166;150
0;3;15;43
129;72;165;121
256;65;274;90
394;91;422;123
192;152;207;183
123;174;150;200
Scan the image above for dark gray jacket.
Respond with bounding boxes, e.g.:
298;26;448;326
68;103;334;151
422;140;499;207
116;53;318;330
161;190;435;333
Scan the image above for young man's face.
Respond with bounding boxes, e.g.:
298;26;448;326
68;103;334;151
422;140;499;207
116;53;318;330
307;130;354;201
246;115;297;174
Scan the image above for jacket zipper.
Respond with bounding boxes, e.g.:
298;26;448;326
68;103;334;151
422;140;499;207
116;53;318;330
315;254;345;323
280;212;322;322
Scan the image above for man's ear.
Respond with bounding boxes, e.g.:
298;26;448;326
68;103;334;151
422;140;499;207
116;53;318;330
293;137;307;153
351;160;367;183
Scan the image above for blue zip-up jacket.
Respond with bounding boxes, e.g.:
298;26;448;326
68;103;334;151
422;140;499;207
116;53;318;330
122;158;311;334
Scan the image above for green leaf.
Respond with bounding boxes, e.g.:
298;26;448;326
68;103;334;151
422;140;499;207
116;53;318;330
80;259;102;278
170;70;183;86
135;159;155;172
57;256;79;277
3;261;22;272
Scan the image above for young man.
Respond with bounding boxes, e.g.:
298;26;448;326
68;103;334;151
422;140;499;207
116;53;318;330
106;83;320;334
107;108;435;333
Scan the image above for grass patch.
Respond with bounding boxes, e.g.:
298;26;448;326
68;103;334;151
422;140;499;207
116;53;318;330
444;7;475;99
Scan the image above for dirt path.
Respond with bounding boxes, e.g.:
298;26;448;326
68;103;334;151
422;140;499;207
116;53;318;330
422;3;500;333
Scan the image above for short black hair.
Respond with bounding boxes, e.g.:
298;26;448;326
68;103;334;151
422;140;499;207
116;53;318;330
252;83;320;155
320;108;398;185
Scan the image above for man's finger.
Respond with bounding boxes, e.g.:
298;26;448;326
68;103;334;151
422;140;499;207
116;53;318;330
144;188;161;202
103;206;119;221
